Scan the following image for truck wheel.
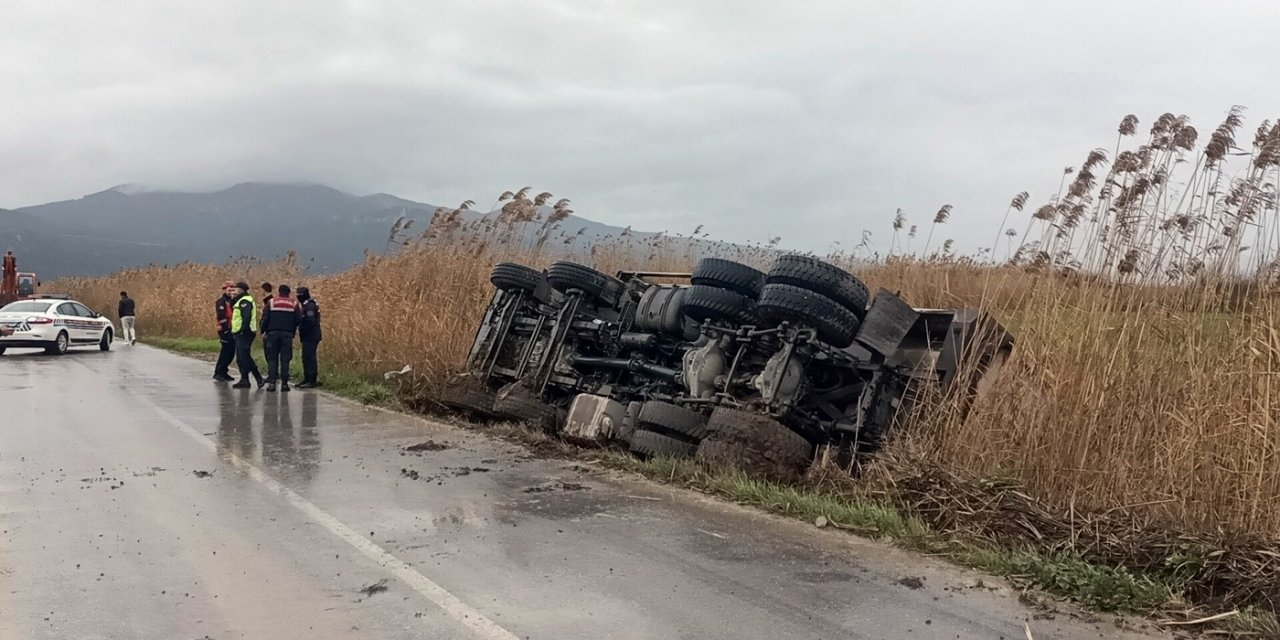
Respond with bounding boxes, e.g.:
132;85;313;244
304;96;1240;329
493;387;562;431
766;254;870;318
697;406;813;479
691;258;765;298
638;401;709;442
757;283;859;348
490;263;542;293
684;285;758;326
546;261;610;299
629;429;697;459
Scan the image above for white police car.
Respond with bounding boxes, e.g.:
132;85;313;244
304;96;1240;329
0;296;117;355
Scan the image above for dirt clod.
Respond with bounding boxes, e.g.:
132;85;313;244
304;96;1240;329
898;576;925;590
404;440;450;453
192;470;214;478
358;579;389;599
524;481;590;493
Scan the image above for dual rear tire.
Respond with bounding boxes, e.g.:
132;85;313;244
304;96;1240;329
758;255;870;348
628;401;708;459
696;406;813;479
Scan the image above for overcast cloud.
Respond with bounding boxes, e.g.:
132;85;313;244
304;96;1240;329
1;0;1278;254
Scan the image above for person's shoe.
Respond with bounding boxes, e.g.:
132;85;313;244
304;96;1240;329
232;380;251;389
213;373;234;382
265;383;277;392
280;383;291;392
254;373;266;389
297;382;316;389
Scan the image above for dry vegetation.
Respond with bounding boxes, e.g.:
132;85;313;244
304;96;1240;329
51;109;1280;556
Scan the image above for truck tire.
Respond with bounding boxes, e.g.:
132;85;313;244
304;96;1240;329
691;258;765;298
490;263;542;293
546;261;610;299
629;429;698;459
493;388;562;431
757;283;859;348
697;406;812;479
766;254;870;318
638;401;709;442
684;285;758;326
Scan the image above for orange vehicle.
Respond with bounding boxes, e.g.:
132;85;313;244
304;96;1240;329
1;251;38;307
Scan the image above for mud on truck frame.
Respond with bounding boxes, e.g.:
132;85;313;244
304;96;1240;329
443;255;1013;477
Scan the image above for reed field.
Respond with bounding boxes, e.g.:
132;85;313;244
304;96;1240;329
52;110;1280;546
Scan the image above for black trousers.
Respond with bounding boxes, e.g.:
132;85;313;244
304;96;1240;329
265;332;294;384
301;341;319;383
215;332;236;377
235;332;261;381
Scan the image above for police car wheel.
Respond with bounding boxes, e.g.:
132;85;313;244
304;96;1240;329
99;330;112;352
46;332;69;356
0;347;6;356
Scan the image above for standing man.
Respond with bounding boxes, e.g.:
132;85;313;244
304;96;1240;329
213;281;236;381
2;251;15;297
118;291;137;345
230;281;265;390
260;282;275;379
296;286;322;388
261;284;302;392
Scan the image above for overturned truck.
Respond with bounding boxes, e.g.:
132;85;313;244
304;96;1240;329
443;255;1012;476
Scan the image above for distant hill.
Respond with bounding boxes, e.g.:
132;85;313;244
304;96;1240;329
6;183;434;277
0;182;789;278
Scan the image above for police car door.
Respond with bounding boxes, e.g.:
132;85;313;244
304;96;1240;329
71;303;105;341
55;302;89;342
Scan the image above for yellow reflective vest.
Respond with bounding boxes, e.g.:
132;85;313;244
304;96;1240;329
231;294;259;334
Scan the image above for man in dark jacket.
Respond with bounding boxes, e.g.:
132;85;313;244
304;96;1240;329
118;291;137;345
230;281;265;390
296;286;322;389
213;281;237;381
261;284;302;392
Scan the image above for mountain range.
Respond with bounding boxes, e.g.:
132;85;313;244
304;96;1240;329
0;183;657;278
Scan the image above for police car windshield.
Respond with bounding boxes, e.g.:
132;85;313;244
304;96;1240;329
1;301;52;313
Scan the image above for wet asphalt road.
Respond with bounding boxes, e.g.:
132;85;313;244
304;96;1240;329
0;345;1161;640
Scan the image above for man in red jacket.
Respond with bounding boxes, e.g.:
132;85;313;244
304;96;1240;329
213;280;237;382
261;284;303;392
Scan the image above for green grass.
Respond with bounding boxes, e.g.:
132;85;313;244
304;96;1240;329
141;335;399;408
143;336;223;354
949;546;1170;612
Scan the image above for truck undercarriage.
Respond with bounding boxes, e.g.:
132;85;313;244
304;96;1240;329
444;255;1012;476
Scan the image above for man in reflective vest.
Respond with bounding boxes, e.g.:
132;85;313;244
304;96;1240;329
230;281;265;390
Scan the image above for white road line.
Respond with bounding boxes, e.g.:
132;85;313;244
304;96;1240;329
133;393;522;640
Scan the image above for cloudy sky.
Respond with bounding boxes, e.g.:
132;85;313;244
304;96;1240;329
2;0;1277;255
